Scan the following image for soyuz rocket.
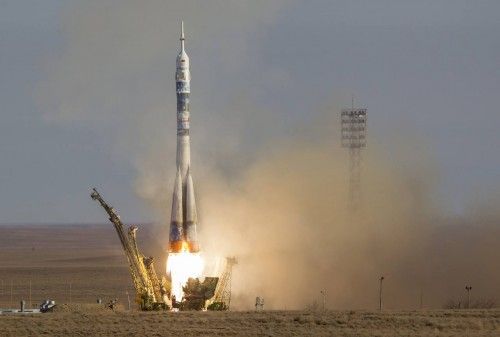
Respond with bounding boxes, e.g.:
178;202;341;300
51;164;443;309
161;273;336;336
169;22;199;253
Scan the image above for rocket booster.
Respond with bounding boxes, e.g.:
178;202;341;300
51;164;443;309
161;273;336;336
184;168;199;252
169;169;184;252
168;22;199;253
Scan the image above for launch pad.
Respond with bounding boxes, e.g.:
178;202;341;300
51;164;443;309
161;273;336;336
91;188;224;311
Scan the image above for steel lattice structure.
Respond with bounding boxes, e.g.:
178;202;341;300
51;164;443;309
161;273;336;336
212;257;238;309
341;107;367;210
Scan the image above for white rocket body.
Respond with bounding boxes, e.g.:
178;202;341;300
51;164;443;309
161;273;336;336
169;22;199;253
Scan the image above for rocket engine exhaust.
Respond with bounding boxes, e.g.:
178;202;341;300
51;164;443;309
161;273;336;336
166;243;204;301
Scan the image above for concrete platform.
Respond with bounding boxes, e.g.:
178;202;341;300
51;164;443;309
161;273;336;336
0;309;41;314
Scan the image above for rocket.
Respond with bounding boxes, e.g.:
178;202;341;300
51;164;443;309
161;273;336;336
169;22;199;253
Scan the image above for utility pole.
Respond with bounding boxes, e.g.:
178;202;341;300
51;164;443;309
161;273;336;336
320;290;326;311
379;276;385;311
419;287;423;310
465;285;472;309
10;280;13;308
126;290;131;310
29;280;32;309
69;282;72;305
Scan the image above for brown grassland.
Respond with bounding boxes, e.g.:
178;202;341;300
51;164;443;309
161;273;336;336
1;305;499;336
0;224;498;336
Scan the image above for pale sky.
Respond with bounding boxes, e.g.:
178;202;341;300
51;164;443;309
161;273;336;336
1;0;499;223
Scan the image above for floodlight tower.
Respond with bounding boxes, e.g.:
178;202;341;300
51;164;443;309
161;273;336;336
341;97;367;211
465;285;472;309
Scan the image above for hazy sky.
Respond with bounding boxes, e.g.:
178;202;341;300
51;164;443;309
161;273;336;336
1;0;499;223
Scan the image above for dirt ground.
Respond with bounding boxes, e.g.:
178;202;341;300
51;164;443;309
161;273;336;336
0;224;499;336
0;305;499;337
0;224;162;308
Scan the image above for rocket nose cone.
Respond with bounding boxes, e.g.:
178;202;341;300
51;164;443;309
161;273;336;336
177;52;189;69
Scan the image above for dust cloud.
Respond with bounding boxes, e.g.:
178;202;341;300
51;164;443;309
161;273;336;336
36;1;499;310
193;116;499;310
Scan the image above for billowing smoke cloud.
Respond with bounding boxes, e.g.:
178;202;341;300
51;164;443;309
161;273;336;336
36;1;499;310
198;120;499;310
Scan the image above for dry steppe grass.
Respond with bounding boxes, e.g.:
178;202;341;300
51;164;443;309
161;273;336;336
0;224;158;307
1;307;499;337
1;225;498;336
